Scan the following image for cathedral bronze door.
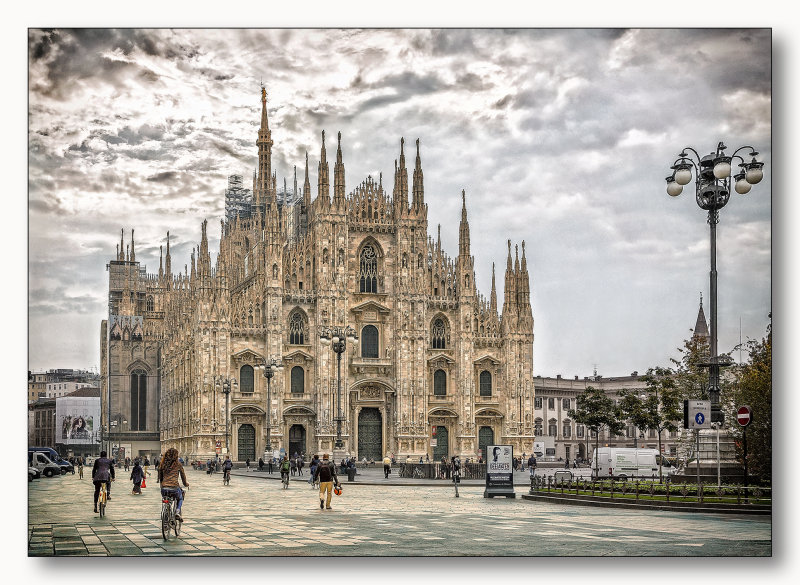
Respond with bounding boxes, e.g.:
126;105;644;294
357;408;382;461
237;424;255;462
289;424;306;458
432;426;448;461
478;426;494;459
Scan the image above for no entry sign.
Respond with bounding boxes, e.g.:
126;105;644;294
737;405;753;427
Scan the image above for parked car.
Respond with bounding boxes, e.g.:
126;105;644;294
29;466;41;481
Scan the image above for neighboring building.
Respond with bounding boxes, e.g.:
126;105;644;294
531;372;681;462
30;387;102;457
29;398;56;450
46;381;95;398
28;371;50;403
101;87;535;463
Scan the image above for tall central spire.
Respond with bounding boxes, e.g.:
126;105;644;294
256;85;274;208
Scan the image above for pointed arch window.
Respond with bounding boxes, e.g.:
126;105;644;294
433;369;447;396
240;365;254;394
289;312;306;345
359;244;378;293
146;296;154;312
432;318;446;349
291;366;305;395
130;369;147;431
479;370;492;397
361;325;379;358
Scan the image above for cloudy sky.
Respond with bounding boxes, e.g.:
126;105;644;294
26;26;772;378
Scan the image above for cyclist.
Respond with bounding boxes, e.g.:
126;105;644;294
279;455;291;485
222;455;233;483
92;450;115;513
158;447;189;522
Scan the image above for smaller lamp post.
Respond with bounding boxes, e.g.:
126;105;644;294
216;376;238;455
255;357;284;453
320;326;358;449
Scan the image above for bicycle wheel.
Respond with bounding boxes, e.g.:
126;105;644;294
99;500;105;517
174;514;182;538
161;503;171;541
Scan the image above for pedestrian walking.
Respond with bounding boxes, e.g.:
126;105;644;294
309;455;320;487
246;458;250;472
383;454;391;478
564;458;569;469
77;456;84;479
144;456;151;476
130;460;144;495
155;454;161;483
268;457;274;474
528;455;537;477
313;453;339;510
124;456;130;472
290;457;297;476
258;457;264;472
297;456;304;476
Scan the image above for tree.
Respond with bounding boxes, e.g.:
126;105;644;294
568;386;625;478
618;366;683;482
725;324;771;482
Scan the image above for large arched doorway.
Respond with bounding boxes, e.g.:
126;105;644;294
237;424;255;462
478;426;494;459
432;426;449;461
289;424;306;458
358;408;382;461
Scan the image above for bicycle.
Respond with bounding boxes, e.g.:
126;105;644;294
223;469;231;486
161;487;186;541
98;481;109;517
412;466;425;479
281;471;289;489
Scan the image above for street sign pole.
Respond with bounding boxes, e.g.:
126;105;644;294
743;426;748;503
736;405;753;503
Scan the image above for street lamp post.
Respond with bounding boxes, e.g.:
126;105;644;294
665;142;764;424
255;357;284;454
216;376;238;455
320;325;358;450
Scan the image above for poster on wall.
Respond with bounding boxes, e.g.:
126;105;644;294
484;445;516;498
56;397;101;444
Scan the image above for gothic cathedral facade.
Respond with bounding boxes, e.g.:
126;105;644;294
101;88;535;463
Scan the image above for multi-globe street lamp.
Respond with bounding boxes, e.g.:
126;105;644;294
665;142;764;424
215;376;237;454
319;325;358;449
255;357;284;453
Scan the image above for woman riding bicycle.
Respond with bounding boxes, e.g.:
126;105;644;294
158;447;189;521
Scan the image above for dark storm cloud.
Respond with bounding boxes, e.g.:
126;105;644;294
146;171;179;183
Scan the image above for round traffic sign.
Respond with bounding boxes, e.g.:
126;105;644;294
737;405;753;427
695;412;705;425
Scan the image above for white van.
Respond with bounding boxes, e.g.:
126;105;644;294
28;451;62;477
591;448;676;480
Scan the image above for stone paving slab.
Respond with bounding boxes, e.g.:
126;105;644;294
28;466;771;556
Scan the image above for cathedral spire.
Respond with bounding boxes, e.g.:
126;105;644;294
130;229;136;262
318;130;330;207
333;131;346;208
159;245;164;281
255;85;274;210
458;189;471;258
504;239;517;315
412;138;424;210
303;152;312;208
490;262;498;315
119;229;124;261
165;231;172;289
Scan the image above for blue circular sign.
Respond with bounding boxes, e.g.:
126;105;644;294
695;412;705;425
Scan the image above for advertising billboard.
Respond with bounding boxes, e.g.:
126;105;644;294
56;397;101;444
484;444;516;498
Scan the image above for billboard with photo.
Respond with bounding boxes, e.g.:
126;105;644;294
56;397;101;444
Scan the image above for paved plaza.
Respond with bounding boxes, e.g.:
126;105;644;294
27;467;771;556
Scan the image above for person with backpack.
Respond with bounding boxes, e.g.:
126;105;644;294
279;455;291;485
222;455;233;483
313;453;340;510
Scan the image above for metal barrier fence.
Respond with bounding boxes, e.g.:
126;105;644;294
529;474;771;506
398;462;486;479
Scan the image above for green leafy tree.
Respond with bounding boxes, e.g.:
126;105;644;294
671;334;712;400
618;366;683;482
725;324;771;482
568;386;625;478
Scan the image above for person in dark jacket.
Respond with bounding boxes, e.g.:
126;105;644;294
130;461;144;494
92;450;115;513
313;453;339;510
258;457;264;472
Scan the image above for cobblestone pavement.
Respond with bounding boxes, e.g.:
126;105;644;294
28;468;771;557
